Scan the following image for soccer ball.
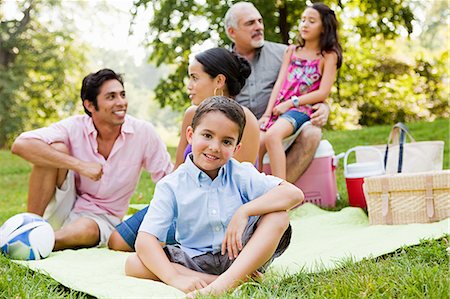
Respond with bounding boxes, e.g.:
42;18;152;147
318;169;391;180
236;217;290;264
0;213;55;260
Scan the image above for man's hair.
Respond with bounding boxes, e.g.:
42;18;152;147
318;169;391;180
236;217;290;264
192;96;246;144
80;69;124;116
224;2;258;41
195;48;251;97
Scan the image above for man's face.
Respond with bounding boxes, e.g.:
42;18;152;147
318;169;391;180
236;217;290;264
228;6;264;51
187;111;240;179
85;79;127;127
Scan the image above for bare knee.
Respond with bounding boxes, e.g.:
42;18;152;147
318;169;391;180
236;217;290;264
264;130;284;149
300;126;321;147
108;230;133;252
261;211;290;233
74;218;100;246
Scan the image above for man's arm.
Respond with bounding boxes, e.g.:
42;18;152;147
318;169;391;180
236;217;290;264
11;138;102;181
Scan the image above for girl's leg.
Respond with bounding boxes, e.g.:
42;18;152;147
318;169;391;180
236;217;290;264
257;131;267;172
265;119;295;179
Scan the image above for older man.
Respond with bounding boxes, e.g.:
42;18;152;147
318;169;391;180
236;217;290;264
224;2;330;183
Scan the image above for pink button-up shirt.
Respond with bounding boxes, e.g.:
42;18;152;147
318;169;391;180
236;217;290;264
17;115;173;218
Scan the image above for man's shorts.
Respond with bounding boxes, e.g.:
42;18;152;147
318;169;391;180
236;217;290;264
115;206;176;250
162;215;292;275
43;171;120;247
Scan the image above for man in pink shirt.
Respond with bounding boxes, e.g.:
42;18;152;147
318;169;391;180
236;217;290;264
11;69;172;250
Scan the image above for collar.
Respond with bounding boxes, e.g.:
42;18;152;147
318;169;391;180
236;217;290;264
231;42;264;60
184;154;228;187
86;115;134;136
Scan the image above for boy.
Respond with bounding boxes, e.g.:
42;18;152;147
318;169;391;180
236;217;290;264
125;96;303;297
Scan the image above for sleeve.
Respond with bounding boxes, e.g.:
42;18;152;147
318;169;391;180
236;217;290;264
142;122;173;182
16;118;72;145
238;162;284;204
139;179;176;242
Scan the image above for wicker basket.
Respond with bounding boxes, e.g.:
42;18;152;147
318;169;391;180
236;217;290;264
364;170;450;225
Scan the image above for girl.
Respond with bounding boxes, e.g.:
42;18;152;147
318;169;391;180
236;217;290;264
258;2;342;179
107;47;260;252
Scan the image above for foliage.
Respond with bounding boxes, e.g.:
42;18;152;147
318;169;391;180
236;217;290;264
134;0;448;128
0;0;87;148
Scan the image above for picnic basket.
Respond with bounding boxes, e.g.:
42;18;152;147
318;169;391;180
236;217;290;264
363;170;450;225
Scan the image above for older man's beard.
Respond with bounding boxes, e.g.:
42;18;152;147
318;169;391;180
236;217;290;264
251;38;265;48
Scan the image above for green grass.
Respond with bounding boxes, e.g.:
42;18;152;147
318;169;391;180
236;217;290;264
0;119;448;298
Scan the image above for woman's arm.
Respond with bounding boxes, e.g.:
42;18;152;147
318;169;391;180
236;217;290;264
174;106;197;170
233;108;259;164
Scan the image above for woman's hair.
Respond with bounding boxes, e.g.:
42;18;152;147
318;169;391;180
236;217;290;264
195;48;251;97
298;2;343;69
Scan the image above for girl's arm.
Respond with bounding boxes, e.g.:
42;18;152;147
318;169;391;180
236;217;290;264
259;46;294;123
291;51;338;106
174;106;197;170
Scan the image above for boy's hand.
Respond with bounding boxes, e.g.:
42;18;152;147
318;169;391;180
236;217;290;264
167;274;208;293
221;207;248;260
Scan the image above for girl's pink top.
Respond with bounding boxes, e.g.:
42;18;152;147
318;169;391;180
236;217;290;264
265;46;322;130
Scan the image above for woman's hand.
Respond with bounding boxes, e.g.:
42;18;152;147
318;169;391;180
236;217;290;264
258;115;270;130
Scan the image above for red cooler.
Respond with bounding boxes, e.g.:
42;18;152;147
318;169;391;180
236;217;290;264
344;146;385;208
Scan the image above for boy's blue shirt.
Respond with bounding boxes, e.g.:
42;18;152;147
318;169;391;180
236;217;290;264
139;154;283;257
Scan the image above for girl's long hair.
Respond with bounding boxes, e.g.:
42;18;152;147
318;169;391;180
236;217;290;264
298;2;343;68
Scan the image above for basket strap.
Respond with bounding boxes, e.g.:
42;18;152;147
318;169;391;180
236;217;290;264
425;175;435;219
381;177;393;224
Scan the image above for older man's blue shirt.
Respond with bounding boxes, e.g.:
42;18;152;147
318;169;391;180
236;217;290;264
139;155;283;257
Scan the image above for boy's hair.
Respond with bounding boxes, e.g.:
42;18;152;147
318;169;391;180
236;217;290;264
80;69;124;116
192;96;246;144
298;2;343;69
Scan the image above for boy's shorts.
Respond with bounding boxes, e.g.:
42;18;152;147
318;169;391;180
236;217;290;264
162;216;292;275
43;171;120;247
279;110;311;132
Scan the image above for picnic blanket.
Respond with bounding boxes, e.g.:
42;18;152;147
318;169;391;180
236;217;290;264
15;203;449;298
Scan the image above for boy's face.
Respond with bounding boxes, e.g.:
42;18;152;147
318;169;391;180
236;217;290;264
186;111;241;179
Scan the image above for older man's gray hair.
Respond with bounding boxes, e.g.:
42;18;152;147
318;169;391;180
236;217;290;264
224;2;258;41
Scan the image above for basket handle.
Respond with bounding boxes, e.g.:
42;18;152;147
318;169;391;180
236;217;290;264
425;175;435;219
384;122;415;173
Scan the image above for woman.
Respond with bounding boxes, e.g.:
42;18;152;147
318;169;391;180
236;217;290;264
108;47;259;251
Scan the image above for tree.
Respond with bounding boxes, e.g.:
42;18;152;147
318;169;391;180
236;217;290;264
0;0;87;148
134;0;447;128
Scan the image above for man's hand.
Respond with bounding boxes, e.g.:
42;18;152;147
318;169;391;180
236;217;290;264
167;274;208;293
310;103;330;127
221;207;248;260
78;161;103;181
272;101;291;116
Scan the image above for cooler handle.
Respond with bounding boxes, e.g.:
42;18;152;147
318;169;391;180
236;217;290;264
343;146;384;177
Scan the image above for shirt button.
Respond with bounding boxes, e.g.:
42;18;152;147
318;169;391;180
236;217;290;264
215;226;221;232
211;209;217;215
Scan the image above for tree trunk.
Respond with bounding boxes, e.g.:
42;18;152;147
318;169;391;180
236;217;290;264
278;2;289;44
